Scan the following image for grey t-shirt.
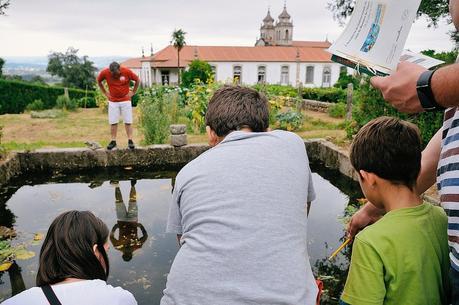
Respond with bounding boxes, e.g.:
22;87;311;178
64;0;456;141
161;130;317;305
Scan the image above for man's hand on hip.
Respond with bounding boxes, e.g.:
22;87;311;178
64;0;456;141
128;91;135;99
370;61;427;114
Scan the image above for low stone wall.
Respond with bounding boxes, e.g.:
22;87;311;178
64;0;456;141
0;145;210;186
300;99;333;113
0;140;442;205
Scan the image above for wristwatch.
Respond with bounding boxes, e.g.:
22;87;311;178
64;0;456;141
416;70;445;112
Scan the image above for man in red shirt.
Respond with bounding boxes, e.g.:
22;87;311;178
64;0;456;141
97;62;140;150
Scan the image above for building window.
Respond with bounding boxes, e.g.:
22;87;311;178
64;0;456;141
322;67;331;87
210;65;217;79
340;66;348;75
306;66;315;84
233;65;242;84
280;65;289;85
161;70;170;85
285;29;289;40
257;66;266;83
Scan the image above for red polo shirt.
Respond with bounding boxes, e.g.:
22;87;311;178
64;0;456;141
97;66;139;102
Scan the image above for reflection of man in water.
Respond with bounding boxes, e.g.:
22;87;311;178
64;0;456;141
110;180;147;262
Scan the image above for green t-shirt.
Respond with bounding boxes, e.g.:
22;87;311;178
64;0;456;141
341;203;450;305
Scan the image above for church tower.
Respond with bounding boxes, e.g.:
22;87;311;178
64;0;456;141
258;9;275;46
274;4;293;46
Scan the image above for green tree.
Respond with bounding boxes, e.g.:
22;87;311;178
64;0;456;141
181;60;213;88
421;49;459;65
0;0;10;16
0;57;4;78
328;0;457;44
171;29;187;86
47;47;97;90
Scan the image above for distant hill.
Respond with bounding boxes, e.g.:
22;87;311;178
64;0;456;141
2;56;129;69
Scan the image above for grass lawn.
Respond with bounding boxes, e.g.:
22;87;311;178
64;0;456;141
0;108;347;151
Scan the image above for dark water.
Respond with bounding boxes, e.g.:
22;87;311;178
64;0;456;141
0;163;361;305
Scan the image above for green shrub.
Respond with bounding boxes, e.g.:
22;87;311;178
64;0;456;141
77;97;97;108
25;99;45;111
55;95;77;111
302;87;346;103
138;87;179;144
182;60;213;88
349;80;443;146
253;84;299;98
0;79;96;114
274;110;304;131
328;102;346;118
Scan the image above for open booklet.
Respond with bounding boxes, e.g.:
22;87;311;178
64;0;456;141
327;0;444;76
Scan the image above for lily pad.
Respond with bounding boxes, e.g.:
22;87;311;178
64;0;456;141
0;262;13;272
15;249;35;260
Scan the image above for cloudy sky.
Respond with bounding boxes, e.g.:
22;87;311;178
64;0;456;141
0;0;456;57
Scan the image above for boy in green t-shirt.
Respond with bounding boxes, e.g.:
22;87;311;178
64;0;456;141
340;117;450;305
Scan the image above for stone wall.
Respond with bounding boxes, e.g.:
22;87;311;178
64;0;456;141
299;99;333;113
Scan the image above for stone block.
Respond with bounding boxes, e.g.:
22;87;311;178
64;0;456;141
170;124;187;135
171;134;188;147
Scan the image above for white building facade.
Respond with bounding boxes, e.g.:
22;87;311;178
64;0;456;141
123;6;349;88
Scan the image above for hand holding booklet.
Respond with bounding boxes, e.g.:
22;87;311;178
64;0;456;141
327;0;444;76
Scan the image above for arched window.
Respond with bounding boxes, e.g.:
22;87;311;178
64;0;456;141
281;65;289;85
257;66;266;83
322;67;332;88
233;65;242;84
306;66;315;84
285;29;289;40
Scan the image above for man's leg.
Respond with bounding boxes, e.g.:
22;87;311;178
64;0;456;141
121;101;135;149
107;101;120;150
452;267;459;305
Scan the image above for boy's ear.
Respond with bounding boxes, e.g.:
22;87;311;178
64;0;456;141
206;126;219;147
359;170;377;187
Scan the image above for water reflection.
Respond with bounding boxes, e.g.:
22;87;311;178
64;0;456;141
0;165;361;305
110;180;148;262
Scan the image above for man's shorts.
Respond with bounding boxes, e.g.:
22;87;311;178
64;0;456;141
108;101;133;125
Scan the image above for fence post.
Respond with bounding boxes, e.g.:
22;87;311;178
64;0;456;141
346;83;353;121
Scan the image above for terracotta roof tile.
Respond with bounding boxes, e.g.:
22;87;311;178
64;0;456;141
122;43;332;69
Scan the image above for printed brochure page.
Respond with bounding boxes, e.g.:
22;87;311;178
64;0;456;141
328;0;421;75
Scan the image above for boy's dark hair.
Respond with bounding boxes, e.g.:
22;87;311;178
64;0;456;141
205;86;269;137
350;116;421;189
36;211;110;286
109;62;120;73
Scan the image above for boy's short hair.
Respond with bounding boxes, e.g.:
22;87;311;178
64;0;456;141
109;62;120;73
205;86;269;137
350;116;421;189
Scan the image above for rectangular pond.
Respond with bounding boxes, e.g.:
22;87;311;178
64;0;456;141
0;163;362;305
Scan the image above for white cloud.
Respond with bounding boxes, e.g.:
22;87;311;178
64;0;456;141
0;0;455;56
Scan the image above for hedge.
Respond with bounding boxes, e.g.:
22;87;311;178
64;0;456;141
0;79;96;114
302;87;346;103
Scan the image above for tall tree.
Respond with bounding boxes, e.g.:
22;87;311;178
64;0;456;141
0;0;10;16
328;0;457;45
47;47;97;90
171;29;187;86
0;57;4;78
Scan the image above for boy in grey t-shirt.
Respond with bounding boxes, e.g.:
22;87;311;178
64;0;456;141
161;86;318;305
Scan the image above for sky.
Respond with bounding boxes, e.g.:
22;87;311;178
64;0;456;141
0;0;456;58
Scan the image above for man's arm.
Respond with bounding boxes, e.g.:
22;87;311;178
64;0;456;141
97;79;110;99
128;70;140;98
371;61;459;113
416;128;442;195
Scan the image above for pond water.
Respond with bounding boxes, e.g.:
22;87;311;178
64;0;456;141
0;163;362;305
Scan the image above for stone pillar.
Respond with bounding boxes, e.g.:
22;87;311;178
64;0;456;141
346;83;353;121
170;124;187;147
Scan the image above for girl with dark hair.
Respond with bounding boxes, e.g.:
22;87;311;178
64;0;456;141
2;211;137;305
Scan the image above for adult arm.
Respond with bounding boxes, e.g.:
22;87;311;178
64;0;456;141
371;61;459;114
97;71;110;99
128;70;140;98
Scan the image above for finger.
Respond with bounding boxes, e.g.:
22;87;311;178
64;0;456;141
370;76;386;90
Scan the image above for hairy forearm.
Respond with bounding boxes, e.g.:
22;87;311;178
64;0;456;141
416;128;442;195
432;63;459;108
